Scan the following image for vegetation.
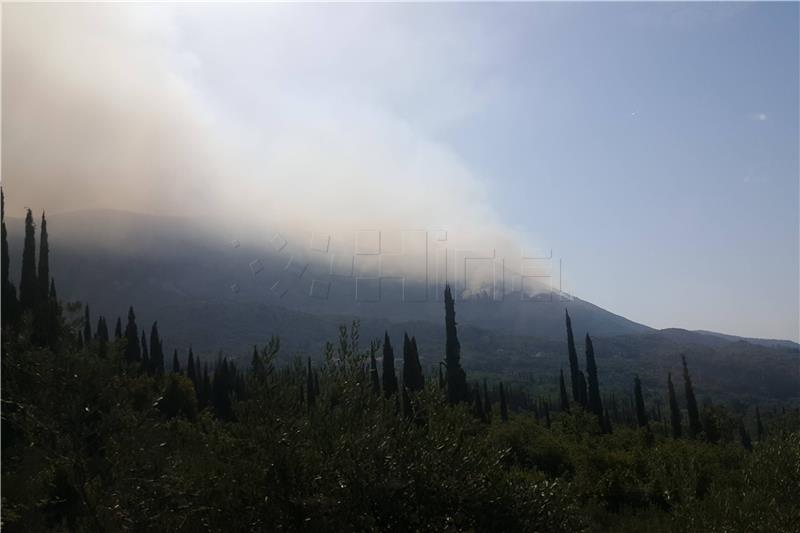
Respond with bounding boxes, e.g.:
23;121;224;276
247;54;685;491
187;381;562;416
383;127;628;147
2;194;799;531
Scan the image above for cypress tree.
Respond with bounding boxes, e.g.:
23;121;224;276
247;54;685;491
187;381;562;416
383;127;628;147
682;355;702;438
46;279;60;346
150;322;164;375
172;349;181;373
96;316;109;342
1;188;18;327
575;370;588;407
585;334;604;424
83;304;92;344
559;369;570;412
634;374;648;428
444;285;469;404
499;382;509;422
402;333;425;392
410;336;424;391
123;306;140;363
565;310;581;404
187;347;196;385
667;372;682;439
19;209;37;311
141;331;150;372
382;332;398;398
369;349;381;396
114;317;122;339
37;212;49;302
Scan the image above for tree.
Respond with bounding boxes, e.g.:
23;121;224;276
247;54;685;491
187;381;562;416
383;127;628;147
382;332;398;397
499;382;509;422
1;188;18;327
565;310;581;404
369;349;380;396
83;304;92;344
585;334;604;426
559;369;570;412
402;333;424;393
114;317;122;339
682;355;702;438
172;349;181;373
634;374;648;428
444;285;469;404
37;212;49;302
150;322;164;375
668;372;682;439
187;347;196;386
96;316;109;343
19;209;37;311
124;306;141;363
141;331;150;371
575;370;588;408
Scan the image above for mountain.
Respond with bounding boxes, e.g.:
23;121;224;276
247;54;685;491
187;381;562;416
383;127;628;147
5;210;798;402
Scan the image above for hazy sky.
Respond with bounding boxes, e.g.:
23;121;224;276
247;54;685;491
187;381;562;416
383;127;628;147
3;3;798;340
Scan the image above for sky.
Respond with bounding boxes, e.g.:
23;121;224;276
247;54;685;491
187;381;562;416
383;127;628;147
2;3;798;341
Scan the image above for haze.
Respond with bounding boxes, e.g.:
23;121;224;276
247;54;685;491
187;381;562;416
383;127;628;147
2;3;798;341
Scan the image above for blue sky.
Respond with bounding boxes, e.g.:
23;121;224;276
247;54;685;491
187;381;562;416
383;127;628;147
5;3;798;340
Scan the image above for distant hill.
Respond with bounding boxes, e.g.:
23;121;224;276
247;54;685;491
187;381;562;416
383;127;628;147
5;210;798;403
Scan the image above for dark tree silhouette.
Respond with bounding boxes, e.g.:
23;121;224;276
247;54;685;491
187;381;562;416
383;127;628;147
585;334;604;427
483;378;492;417
668;372;682;439
114;317;122;339
37;212;49;302
19;209;37;311
444;285;469;404
402;333;425;392
382;332;398;398
150;322;164;375
682;355;702;438
1;189;19;327
559;369;570;412
369;349;380;396
172;349;181;373
565;310;581;404
124;306;141;363
634;375;648;428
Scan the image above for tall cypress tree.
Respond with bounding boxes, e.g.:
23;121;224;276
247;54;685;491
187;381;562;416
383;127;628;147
19;209;37;311
187;347;196;386
444;285;468;404
369;349;381;396
565;310;581;404
1;188;18;327
682;355;702;438
668;372;682;439
37;212;49;302
585;334;604;425
141;331;150;372
172;349;181;373
559;369;570;412
402;333;425;392
83;304;92;343
499;382;509;422
382;332;398;398
114;317;122;339
150;322;164;375
124;306;141;363
634;375;648;428
576;370;588;408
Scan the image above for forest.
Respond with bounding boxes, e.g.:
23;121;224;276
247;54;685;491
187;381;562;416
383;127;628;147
2;192;799;532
